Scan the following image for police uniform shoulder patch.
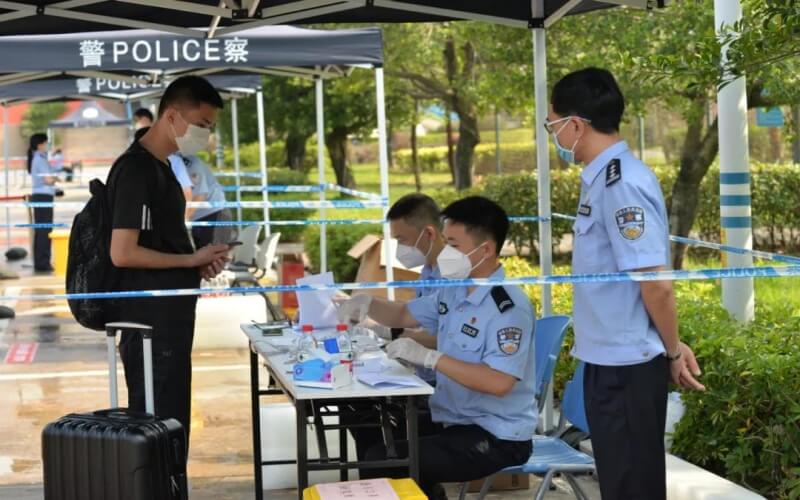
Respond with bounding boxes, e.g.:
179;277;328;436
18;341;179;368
438;301;449;315
615;206;645;240
497;327;523;355
605;159;621;187
578;204;592;217
490;286;514;313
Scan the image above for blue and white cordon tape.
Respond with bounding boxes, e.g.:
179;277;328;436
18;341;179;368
2;264;799;302
0;199;386;209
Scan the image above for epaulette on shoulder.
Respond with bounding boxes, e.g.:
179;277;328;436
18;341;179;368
490;286;515;313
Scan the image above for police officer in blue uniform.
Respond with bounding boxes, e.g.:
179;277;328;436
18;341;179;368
337;196;536;500
339;193;446;461
546;68;705;499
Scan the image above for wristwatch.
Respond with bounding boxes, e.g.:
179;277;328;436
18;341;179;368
665;350;682;362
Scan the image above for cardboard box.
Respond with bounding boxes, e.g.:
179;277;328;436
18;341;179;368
467;473;530;493
347;234;420;301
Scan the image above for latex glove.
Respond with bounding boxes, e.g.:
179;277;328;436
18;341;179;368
334;294;372;326
386;337;442;370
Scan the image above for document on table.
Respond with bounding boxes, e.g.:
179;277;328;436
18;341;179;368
314;478;399;500
355;358;425;388
296;272;338;329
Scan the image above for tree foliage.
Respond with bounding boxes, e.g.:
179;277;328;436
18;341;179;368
21;102;65;141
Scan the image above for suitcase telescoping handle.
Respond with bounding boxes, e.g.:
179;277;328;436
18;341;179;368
104;322;155;416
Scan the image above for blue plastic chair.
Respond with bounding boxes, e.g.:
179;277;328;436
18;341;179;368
467;362;595;500
457;315;571;500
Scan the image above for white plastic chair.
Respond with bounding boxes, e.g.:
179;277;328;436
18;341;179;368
231;231;281;286
229;225;261;269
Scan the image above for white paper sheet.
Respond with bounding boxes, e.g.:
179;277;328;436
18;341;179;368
296;272;338;329
314;478;399;500
355;359;425;388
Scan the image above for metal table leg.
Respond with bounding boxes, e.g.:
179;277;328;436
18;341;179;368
296;399;309;499
250;345;264;500
338;425;348;482
406;396;420;482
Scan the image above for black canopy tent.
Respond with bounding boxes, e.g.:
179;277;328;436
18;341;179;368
0;3;674;497
0;74;262;103
48;99;129;128
0;0;664;35
0;25;387;285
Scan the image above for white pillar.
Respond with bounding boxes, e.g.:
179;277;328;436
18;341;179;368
315;78;327;274
533;25;555;432
231;98;242;223
533;28;553;317
715;0;754;322
3;104;10;249
256;88;270;236
375;68;395;300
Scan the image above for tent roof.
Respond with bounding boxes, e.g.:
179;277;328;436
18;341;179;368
47;100;128;128
0;25;383;84
0;74;262;104
0;1;666;36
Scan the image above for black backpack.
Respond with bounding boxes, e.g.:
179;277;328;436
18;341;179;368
65;178;118;331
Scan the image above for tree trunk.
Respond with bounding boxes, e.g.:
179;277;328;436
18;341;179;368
445;105;456;183
793;105;800;164
768;126;782;162
453;102;479;190
285;132;308;171
411;102;422;192
325;128;356;189
668;100;719;269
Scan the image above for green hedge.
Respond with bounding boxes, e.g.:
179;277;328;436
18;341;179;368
229;167;312;243
672;283;800;499
430;162;800;257
222;140;327;172
501;257;800;498
395;142;559;175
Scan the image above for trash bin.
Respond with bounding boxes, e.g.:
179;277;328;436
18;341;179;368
49;229;70;277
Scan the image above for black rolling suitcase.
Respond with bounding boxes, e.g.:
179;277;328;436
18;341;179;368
42;322;188;500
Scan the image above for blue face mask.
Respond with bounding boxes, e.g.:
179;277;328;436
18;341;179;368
551;119;580;164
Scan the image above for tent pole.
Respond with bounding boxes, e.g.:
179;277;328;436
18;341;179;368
231;97;242;223
315;77;327;274
3;104;10;250
375;67;394;300
715;0;754;321
256;87;270;236
533;25;555;432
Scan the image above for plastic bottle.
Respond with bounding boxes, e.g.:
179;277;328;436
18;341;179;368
296;324;317;362
336;323;354;373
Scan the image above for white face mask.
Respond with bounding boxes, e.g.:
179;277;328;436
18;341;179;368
436;243;487;280
395;229;432;268
171;113;210;155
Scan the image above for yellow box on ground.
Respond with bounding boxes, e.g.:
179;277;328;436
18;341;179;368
49;229;70;277
303;478;427;500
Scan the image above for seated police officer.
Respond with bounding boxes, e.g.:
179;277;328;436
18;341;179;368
337;196;536;500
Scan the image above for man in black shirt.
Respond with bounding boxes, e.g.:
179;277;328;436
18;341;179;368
107;76;230;446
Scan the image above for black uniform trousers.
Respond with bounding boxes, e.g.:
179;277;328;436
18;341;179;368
584;355;669;500
345;405;531;500
30;193;54;271
118;309;196;451
190;209;234;249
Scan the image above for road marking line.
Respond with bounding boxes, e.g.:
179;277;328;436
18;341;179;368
0;363;248;382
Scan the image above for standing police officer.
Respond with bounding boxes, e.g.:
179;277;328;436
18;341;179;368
546;67;705;499
337;196;536;500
